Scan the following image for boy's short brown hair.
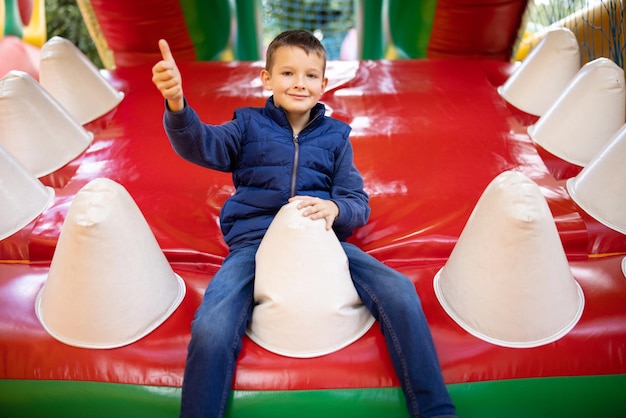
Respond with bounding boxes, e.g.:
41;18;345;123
265;30;327;74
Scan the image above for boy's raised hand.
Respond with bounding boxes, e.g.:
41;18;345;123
152;39;184;112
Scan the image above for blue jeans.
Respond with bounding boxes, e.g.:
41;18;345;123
179;242;456;418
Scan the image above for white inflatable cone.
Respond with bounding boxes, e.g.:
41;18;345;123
0;144;54;241
528;58;625;166
35;178;185;349
0;70;94;177
498;27;580;116
566;123;626;235
247;201;375;358
434;171;584;348
39;36;124;125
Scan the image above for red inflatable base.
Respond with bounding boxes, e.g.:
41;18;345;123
1;59;625;395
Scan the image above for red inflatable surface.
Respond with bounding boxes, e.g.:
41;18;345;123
1;59;625;392
0;35;40;79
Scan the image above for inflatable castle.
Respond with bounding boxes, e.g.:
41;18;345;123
1;1;625;417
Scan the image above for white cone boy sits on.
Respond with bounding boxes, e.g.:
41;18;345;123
152;29;456;418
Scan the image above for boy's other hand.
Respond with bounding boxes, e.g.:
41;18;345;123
152;39;185;112
289;196;339;231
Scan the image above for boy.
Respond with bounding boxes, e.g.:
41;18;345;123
152;29;456;418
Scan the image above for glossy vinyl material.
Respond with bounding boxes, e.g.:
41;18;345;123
434;171;584;348
35;178;186;349
39;36;125;125
1;60;625;394
498;27;580;116
248;201;375;358
427;0;529;59
0;144;53;241
0;70;94;177
567;124;626;235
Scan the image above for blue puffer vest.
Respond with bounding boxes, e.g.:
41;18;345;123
164;97;370;251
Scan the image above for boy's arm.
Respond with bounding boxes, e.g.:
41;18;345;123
152;39;242;172
330;138;371;238
163;105;243;172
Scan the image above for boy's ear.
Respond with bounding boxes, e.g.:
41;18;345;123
321;76;329;93
260;69;272;91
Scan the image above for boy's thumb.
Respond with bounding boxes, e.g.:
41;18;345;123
158;39;175;63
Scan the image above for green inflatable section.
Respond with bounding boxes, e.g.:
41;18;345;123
178;0;261;61
233;0;261;60
387;0;437;59
3;0;24;37
355;0;437;59
196;0;434;60
179;0;232;60
358;0;384;59
1;375;625;417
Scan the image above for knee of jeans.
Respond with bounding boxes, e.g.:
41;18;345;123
189;313;237;349
383;277;423;308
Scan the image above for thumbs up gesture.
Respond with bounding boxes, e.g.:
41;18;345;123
152;39;184;112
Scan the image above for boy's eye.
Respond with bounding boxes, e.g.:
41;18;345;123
307;74;319;79
282;71;293;76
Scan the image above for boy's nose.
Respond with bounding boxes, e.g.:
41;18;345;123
293;75;306;88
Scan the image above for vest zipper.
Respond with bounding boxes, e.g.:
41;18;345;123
290;133;299;197
286;110;321;198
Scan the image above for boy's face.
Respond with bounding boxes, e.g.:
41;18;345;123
261;45;328;117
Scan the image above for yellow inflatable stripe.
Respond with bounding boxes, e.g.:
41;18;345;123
21;0;46;47
1;0;5;41
588;252;626;258
76;0;115;69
